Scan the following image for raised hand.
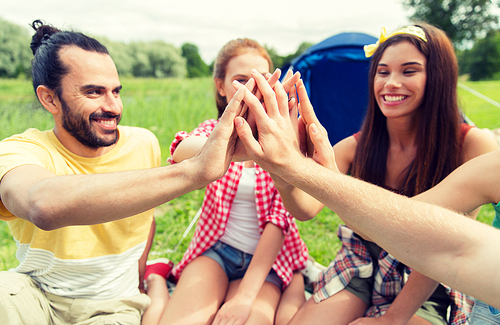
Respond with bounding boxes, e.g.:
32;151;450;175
193;85;251;183
234;69;302;174
295;83;338;172
231;70;301;162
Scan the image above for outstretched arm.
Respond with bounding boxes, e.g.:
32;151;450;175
350;131;499;325
266;78;335;221
415;150;500;213
243;72;369;236
234;72;500;309
0;84;251;230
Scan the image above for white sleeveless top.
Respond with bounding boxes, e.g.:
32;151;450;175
220;167;260;254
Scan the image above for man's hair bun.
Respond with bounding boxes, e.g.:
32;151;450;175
30;19;61;55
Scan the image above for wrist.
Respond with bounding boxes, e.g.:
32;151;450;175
271;154;307;182
234;290;257;304
381;309;409;325
235;278;262;303
176;158;211;189
277;155;314;185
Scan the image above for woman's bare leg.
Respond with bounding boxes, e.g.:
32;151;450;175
159;256;228;325
224;279;281;325
142;273;169;325
288;289;367;325
275;272;306;325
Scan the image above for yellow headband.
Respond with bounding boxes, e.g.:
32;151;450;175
364;26;428;58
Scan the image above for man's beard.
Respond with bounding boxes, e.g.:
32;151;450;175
60;97;121;149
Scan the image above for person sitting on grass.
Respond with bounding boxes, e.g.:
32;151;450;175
159;38;309;325
230;67;500;321
0;20;247;325
238;24;498;325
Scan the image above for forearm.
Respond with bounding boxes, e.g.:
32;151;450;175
274;182;324;221
212;220;285;324
171;135;207;163
236;223;285;301
274;158;500;307
2;159;205;230
382;272;438;325
276;180;374;246
278;158;457;261
414;150;500;214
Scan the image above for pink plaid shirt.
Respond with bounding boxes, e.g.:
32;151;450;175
168;119;308;289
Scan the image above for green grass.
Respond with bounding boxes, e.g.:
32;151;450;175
0;77;499;271
458;80;500;130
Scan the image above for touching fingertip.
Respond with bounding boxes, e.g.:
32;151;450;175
310;123;318;134
235;117;244;128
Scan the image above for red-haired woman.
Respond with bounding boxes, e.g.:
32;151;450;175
159;38;308;325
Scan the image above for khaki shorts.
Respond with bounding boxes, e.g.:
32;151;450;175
0;271;151;325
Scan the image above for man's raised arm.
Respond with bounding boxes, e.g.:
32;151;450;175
0;85;251;230
234;69;500;309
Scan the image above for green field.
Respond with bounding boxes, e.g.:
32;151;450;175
0;77;499;271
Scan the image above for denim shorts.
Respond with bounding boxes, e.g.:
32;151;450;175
470;299;500;324
202;240;283;290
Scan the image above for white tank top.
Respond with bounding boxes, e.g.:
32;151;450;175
220;167;260;254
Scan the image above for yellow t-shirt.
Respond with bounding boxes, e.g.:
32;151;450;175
0;126;161;299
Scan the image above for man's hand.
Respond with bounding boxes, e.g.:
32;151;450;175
232;69;301;163
234;69;303;174
235;68;339;178
192;85;249;184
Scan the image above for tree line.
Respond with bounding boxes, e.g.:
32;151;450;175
403;0;500;81
0;18;311;80
2;0;500;81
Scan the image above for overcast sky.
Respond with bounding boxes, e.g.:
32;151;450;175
1;0;412;63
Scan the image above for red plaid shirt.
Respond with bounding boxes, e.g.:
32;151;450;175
168;119;308;289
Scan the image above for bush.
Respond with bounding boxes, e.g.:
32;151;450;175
96;38;187;79
0;18;31;78
467;30;500;81
181;43;210;78
129;41;187;78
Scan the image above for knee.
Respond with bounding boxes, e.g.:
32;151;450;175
146;273;166;288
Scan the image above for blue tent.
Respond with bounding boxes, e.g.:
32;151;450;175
287;32;377;145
